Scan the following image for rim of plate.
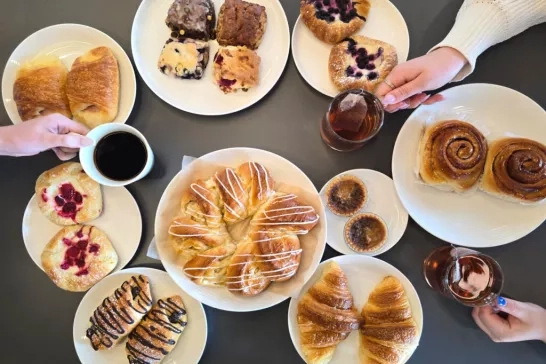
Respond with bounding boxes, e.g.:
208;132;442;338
287;254;423;364
2;23;137;125
392;83;546;247
21;185;142;272
319;169;408;256
291;0;410;98
154;147;327;311
131;0;290;116
73;267;208;364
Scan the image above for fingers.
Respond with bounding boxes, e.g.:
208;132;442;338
472;307;497;341
382;77;426;106
475;305;515;342
423;94;444;105
498;297;526;319
46;113;90;136
44;133;94;149
52;147;77;161
385;102;409;113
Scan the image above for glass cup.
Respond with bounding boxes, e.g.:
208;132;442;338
423;245;504;308
320;89;384;152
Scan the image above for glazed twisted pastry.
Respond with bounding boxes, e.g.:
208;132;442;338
168;162;320;296
419;120;488;192
481;138;546;203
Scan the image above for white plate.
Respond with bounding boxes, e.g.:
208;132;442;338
22;186;142;276
132;0;290;116
392;83;546;248
74;267;207;364
288;255;423;364
155;147;327;312
292;0;409;97
320;169;408;256
2;24;137;125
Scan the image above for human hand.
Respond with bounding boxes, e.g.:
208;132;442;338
375;47;468;113
472;297;546;343
0;113;93;160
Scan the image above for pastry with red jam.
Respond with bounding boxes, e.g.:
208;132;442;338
329;35;398;92
213;46;260;93
300;0;371;44
41;225;118;292
35;162;102;225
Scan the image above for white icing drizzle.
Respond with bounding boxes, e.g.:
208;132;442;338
188;183;222;219
248;161;271;200
250;194;319;229
169;220;228;238
215;169;247;218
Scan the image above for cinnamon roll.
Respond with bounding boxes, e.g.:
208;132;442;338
481;137;546;204
418;120;488;193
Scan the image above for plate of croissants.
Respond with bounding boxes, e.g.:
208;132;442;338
2;23;136;129
288;255;423;364
155;147;327;312
73;267;207;364
392;83;546;248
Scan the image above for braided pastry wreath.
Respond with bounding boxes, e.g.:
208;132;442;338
168;162;320;296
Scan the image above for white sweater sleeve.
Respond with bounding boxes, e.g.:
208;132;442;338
429;0;546;81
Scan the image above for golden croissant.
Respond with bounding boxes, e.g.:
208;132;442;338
298;261;361;364
360;276;418;364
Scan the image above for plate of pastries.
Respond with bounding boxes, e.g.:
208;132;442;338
131;0;290;116
73;267;207;364
392;83;546;248
155;147;327;312
22;162;142;292
288;255;423;364
292;0;409;97
2;23;136;129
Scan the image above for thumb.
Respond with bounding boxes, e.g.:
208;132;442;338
497;297;526;319
383;77;426;106
45;133;94;149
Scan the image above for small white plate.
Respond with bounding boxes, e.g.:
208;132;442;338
73;267;208;364
131;0;290;116
1;23;137;125
320;169;408;256
22;186;142;277
155;147;327;312
392;83;546;247
288;255;423;364
292;0;409;97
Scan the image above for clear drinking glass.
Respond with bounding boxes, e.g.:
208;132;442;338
320;89;384;152
423;245;504;308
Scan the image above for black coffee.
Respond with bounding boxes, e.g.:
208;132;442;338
94;131;147;181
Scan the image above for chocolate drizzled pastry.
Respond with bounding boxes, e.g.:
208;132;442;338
86;275;152;351
216;0;267;50
325;175;367;216
166;0;216;41
344;213;388;253
126;296;188;364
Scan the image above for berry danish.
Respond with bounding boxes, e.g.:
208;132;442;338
35;162;103;225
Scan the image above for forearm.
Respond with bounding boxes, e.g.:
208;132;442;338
430;0;546;81
0;126;15;156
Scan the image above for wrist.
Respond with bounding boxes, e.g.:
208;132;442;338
0;125;17;156
434;47;468;72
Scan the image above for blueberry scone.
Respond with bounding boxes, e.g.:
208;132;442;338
213;46;260;93
216;0;267;50
166;0;215;40
300;0;371;44
329;35;398;92
158;38;210;80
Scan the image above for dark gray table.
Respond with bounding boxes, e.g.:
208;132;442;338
1;0;545;363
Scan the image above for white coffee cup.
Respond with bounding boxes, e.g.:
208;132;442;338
79;124;154;187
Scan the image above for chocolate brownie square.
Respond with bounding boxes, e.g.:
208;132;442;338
166;0;215;41
216;0;267;50
158;38;210;80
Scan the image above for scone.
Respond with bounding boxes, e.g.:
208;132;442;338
35;162;103;225
213;46;260;93
41;225;118;292
216;0;267;50
158;38;210;80
13;54;72;121
66;46;120;129
126;296;188;364
329;36;398;92
166;0;215;40
300;0;371;44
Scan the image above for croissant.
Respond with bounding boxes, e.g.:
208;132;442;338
360;276;418;364
86;275;152;350
168;162;320;296
126;295;188;364
13;54;72;121
66;46;119;129
297;261;361;364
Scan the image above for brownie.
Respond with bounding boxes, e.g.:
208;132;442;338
166;0;215;41
216;0;267;50
158;38;210;80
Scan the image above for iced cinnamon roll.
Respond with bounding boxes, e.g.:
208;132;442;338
418;120;488;193
481;137;546;204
